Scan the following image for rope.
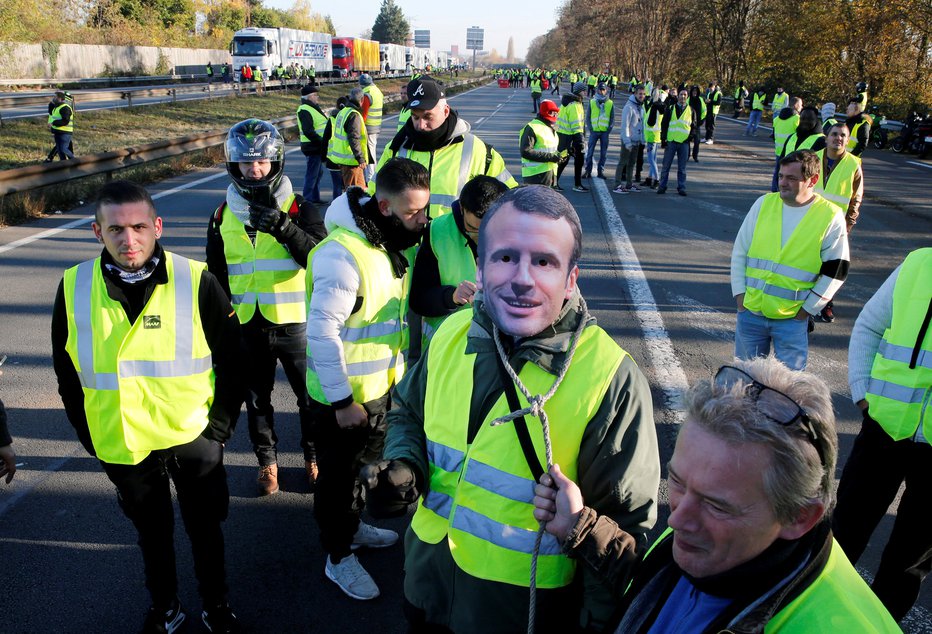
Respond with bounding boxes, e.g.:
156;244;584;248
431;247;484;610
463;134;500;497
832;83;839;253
488;297;590;634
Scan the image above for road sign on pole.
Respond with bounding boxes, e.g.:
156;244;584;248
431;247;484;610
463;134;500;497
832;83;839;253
466;27;483;71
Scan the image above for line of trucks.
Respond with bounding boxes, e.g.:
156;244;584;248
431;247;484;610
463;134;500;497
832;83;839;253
230;27;454;80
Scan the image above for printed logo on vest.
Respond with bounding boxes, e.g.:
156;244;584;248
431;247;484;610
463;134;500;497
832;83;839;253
143;315;161;329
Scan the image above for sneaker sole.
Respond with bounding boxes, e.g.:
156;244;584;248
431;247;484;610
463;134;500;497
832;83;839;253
325;565;381;600
167;610;185;634
350;536;399;551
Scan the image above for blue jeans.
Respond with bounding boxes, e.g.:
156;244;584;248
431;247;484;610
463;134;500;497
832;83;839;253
303;154;323;202
735;309;809;370
658;140;689;191
585;131;609;174
532;93;542;113
745;109;763;135
329;169;343;199
645;142;659;180
53;132;75;160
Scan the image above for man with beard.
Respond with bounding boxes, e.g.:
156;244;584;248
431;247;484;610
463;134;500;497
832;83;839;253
556;82;589;192
306;158;430;601
362;186;659;631
373;77;516;218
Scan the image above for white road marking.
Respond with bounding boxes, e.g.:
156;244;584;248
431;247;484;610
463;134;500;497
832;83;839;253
907;160;932;170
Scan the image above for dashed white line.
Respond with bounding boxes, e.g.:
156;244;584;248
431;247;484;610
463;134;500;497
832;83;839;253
907;160;932;170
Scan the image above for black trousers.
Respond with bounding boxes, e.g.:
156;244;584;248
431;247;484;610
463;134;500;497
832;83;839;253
311;393;390;560
556;135;584;187
102;435;229;609
832;413;932;621
242;319;315;465
705;112;717;140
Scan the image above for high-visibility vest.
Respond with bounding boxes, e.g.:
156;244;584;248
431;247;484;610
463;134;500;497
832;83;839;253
297;103;328;143
643;103;663;143
709;89;722;116
218;198;305;325
846;119;866;152
49;102;73;133
254;68;263;82
410;309;627;588
784;132;823;155
520;118;559;178
306;227;407;405
327;107;367;166
206;65;213;76
587;75;598;87
865;248;932;441
744;193;841;319
362;84;384;129
421;214;477;340
771;92;789;112
530;79;542;94
773;113;800;156
815;150;861;208
666;104;693;143
397;106;411;132
588;98;613;132
856;91;868;112
62;253;214;465
752;92;766;111
556;100;584;135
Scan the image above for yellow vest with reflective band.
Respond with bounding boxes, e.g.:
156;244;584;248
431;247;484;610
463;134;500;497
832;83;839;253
587;75;598;87
588;98;613;132
846;119;866;152
856;91;868;112
62;253;215;465
643;103;663;143
744;193;841;319
865;248;932;441
530;79;542;94
569;73;578;83
397;106;411;132
219;198;306;325
421;213;477;341
411;308;626;588
556;100;584;135
752;92;766;111
328;107;367;166
666;104;692;143
784;132;823;154
305;227;406;405
362;84;384;129
773;114;800;156
520;119;559;178
771;92;788;112
297;103;328;143
49;102;73;132
709;90;722;116
815;150;860;208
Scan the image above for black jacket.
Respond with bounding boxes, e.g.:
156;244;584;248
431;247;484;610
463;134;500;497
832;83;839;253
410;202;477;318
0;398;10;447
298;101;329;156
519;115;561;165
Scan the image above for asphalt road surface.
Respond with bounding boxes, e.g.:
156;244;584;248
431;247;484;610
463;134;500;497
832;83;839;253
1;82;930;633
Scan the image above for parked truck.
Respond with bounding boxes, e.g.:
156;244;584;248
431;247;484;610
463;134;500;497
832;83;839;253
231;27;331;80
332;37;380;76
379;43;407;75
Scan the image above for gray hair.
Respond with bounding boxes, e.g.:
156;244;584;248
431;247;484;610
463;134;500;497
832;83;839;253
348;87;364;104
477;185;583;271
681;356;838;523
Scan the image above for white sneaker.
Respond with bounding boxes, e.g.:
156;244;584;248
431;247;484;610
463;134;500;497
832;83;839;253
325;554;380;600
351;521;399;550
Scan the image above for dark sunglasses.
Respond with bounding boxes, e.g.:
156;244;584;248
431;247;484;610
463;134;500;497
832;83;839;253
714;365;825;467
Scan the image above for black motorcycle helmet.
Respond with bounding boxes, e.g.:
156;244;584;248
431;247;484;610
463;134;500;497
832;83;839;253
225;119;285;202
856;81;867;92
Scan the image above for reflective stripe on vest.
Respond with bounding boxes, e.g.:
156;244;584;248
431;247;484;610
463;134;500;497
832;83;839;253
397;107;411;132
556;101;584;135
846;120;865;152
667;104;692;143
63;253;214;465
743;193;840;319
297;104;328;143
520;119;559;178
773;114;800;156
752;93;766;110
49;102;73;132
710;90;722;116
328;107;367;166
771;93;788;111
362;84;384;129
411;309;627;588
588;99;613;132
643;104;663;143
530;79;542;94
865;248;932;441
815;150;860;207
306;228;407;405
785;133;823;154
422;213;477;340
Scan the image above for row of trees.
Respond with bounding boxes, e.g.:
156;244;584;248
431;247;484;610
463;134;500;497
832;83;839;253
526;0;932;116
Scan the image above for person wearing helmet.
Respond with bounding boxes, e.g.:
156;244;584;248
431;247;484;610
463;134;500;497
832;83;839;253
555;82;588;192
520;99;563;187
583;83;614;180
855;81;868;112
206;119;327;496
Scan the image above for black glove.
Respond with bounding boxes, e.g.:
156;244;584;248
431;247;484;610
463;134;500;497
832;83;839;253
249;203;289;235
360;459;420;519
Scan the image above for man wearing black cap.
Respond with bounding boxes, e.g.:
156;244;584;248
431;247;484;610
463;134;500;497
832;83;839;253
297;85;329;204
373;76;517;218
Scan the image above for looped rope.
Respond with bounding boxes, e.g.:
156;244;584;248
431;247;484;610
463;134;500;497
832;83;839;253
488;297;590;634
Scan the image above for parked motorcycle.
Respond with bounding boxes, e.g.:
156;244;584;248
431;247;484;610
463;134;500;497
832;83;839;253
891;112;932;159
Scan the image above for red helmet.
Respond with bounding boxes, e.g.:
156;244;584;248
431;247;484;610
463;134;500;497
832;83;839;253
539;99;559;123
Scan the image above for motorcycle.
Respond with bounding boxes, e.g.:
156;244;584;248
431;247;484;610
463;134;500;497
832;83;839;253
891;112;932;159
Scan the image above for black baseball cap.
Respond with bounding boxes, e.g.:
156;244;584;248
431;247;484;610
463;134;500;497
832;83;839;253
407;78;445;110
301;84;318;96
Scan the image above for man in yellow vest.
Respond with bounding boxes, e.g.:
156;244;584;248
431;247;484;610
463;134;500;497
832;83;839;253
296;84;329;203
556;82;588;192
47;90;75;161
731;150;849;370
843;97;872;157
364;186;660;631
584;83;615;180
206;119;327;495
52;180;245;634
519;99;562;187
745;87;767;136
833;248;932;623
770;96;802;192
374;76;516;218
702;81;723;144
657;87;696;196
359;74;383;182
327;88;368;189
530;74;543;113
306;158;430;601
534;357;900;633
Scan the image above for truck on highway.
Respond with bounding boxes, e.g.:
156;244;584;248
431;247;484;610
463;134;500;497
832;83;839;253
332;37;380;76
231;27;331;80
379;43;407;74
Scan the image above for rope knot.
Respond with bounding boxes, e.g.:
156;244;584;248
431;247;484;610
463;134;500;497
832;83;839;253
528;395;545;418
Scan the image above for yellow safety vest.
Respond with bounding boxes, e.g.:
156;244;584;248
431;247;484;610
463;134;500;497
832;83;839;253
771;92;789;112
588;99;613;132
556;100;584;135
865;248;932;441
784;132;823;155
306;227;407;405
846;120;866;153
49;102;73;133
328;107;367;166
815;150;861;208
63;253;214;465
421;213;477;340
643;103;663;143
297;103;328;143
709;90;722;116
411;309;626;588
397;106;411;132
666;104;692;143
520;119;559;178
362;84;384;129
773;114;800;156
752;93;766;111
744;193;841;319
218;198;305;325
530;79;542;94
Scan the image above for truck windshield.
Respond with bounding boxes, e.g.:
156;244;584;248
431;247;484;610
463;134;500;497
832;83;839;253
332;45;349;59
233;38;267;56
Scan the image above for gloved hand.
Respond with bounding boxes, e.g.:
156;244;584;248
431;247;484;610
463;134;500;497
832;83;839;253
360;459;420;518
559;149;569;159
249;203;289;235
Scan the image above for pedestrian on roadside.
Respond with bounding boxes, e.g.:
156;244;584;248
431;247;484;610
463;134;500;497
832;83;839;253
47;91;75;161
520;100;562;187
613;83;645;194
642;87;665;189
688;85;707;162
584;83;614;180
358;74;383;182
745;87;767;136
556;82;588;192
327;88;368;189
734;80;748;118
296;84;329;203
656;87;696;196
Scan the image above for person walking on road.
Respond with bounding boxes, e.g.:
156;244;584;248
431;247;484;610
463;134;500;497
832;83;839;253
703;81;722;143
656;87;696;196
530;74;543;113
296;85;329;203
770;97;803;192
520;100;563;187
642;88;665;189
206;119;327;496
359;74;383;182
52;180;245;634
613;83;645;193
584;83;614;180
688;86;707;162
47;91;75;161
745;87;767;136
556;82;588;192
327;88;368;189
733;81;748;118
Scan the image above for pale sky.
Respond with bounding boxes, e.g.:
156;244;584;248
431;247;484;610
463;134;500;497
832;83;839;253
264;0;565;60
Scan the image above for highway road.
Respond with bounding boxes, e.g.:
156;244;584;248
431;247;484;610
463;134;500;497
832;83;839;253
1;82;930;633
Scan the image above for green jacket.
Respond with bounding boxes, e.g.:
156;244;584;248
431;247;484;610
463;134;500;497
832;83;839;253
383;291;660;632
